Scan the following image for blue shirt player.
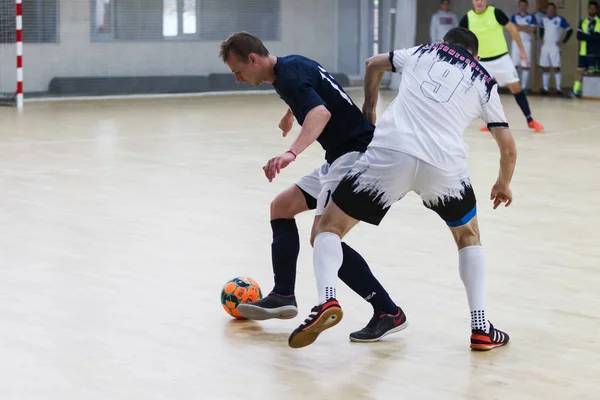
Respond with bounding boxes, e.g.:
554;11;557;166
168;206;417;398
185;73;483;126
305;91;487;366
218;32;406;343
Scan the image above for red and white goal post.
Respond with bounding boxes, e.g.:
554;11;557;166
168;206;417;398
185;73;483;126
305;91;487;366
0;0;23;109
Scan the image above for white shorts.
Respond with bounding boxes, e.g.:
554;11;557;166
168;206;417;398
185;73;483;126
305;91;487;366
296;151;362;215
479;54;520;87
539;44;561;68
332;147;476;227
511;41;532;68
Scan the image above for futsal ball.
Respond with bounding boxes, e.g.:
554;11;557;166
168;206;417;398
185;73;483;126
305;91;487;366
221;277;262;319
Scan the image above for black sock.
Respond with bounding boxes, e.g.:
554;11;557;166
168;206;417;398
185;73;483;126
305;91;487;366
270;219;299;296
514;90;533;122
338;243;398;315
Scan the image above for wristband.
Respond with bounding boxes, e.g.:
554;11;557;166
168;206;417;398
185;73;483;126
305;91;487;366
286;150;297;160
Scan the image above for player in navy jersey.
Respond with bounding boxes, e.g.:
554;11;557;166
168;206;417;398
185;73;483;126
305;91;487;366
218;32;407;342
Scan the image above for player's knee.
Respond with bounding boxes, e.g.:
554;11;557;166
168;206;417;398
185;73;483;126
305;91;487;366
270;192;299;220
456;231;480;249
451;220;481;250
315;211;346;239
508;82;521;93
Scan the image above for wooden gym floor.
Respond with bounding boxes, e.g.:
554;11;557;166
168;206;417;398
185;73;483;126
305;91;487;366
0;91;599;399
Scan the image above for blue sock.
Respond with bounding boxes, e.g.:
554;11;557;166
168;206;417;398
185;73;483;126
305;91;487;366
514;90;533;122
270;219;299;296
338;243;398;315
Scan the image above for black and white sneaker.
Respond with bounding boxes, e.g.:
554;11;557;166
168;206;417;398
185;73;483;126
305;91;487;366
470;322;510;351
349;307;408;342
236;292;298;320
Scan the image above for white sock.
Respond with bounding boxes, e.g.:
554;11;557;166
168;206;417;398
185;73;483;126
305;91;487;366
313;232;343;304
555;72;562;91
459;245;489;333
543;73;550;91
521;69;530;89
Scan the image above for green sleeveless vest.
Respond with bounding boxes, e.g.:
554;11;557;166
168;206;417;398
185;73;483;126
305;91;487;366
467;6;508;58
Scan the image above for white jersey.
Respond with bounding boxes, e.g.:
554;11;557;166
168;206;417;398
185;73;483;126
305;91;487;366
534;10;546;28
369;43;508;172
510;12;537;42
430;10;459;43
541;15;571;44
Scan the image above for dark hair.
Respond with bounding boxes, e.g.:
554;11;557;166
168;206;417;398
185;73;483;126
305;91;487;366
440;0;450;3
219;32;270;63
547;2;556;8
589;1;599;7
519;0;528;4
443;27;479;56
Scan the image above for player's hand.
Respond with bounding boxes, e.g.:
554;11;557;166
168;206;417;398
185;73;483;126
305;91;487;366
519;48;529;67
263;151;296;182
362;105;376;124
556;41;562;47
279;114;294;137
490;181;513;210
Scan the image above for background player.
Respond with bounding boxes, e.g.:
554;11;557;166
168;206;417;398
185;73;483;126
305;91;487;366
218;32;407;342
460;0;544;133
510;0;537;90
287;28;515;352
430;0;459;43
535;0;548;27
539;3;573;96
570;1;600;98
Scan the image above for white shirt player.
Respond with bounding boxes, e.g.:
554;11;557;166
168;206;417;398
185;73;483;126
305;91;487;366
430;11;459;43
369;43;508;172
511;12;537;43
541;15;571;44
534;10;546;29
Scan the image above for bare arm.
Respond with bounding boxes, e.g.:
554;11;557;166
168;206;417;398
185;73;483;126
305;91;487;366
490;127;517;186
519;25;535;33
363;53;393;124
263;105;330;182
288;105;330;156
489;127;517;208
505;22;525;51
279;108;295;137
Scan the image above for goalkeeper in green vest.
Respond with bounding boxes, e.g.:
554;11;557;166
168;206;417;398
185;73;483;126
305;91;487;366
460;0;544;132
570;1;600;98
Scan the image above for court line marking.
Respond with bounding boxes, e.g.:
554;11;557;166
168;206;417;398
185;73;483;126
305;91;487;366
23;87;363;103
2;91;596;148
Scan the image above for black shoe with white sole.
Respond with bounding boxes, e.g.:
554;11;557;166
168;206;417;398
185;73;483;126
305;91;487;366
236;292;298;320
349;307;408;342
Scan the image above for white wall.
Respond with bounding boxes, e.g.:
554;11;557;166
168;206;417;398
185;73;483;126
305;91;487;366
0;0;338;93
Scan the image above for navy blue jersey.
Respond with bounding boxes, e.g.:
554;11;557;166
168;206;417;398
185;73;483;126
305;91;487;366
272;55;374;163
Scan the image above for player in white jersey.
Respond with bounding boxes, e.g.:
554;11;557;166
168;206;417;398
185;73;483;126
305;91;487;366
539;2;573;95
534;0;548;29
534;0;548;67
287;28;515;351
511;0;537;89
